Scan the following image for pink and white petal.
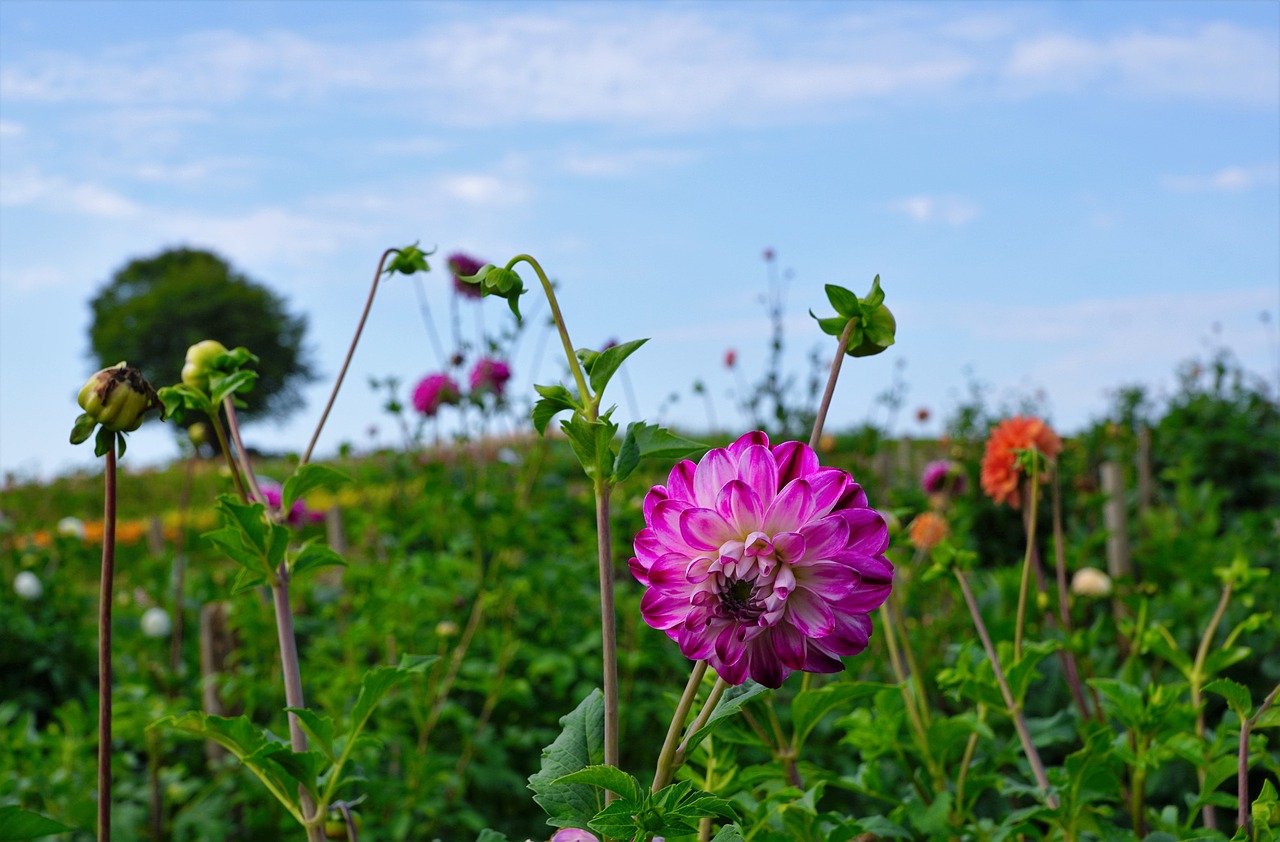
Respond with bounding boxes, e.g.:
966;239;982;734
651;500;697;553
837;507;890;554
693;447;737;508
771;531;806;564
727;431;770;458
648;553;699;591
633;528;664;566
798;516;850;561
714;622;750;667
772;440;818;488
785;588;836;638
681;507;736;552
710;651;751;686
643;486;669;522
793;560;861;599
770;623;808;670
807;468;851;519
640;589;690;631
666;460;699;504
763;479;813;534
736;445;779;509
715;480;763;536
628;556;650;585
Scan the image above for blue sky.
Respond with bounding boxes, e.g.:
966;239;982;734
2;0;1277;481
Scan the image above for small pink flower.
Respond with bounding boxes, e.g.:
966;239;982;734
630;432;893;688
412;373;461;417
551;832;661;842
253;479;325;526
448;252;486;299
724;349;737;369
469;357;512;398
921;460;965;496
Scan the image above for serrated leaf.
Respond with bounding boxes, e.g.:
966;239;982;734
824;284;861;319
0;806;77;839
290;542;347;577
284;708;337;762
213;496;268;555
532;384;580;435
585;338;647;396
627;422;705;461
249;743;327;799
230;566;268;595
683;681;767;757
1205;678;1253;719
1088;679;1146;731
554;766;644;803
792;681;896;748
709;824;746;842
613;426;641;482
1007;640;1060;705
586;799;646;838
282;464;352;514
349;664;417;736
208;369;258;405
528;689;606;829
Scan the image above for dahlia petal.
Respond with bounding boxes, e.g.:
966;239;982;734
694;447;737;507
793;560;860;599
714;623;750;667
763;479;813;534
747;640;788;689
681;508;735;551
828;549;895;584
833;507;890;554
799;646;845;674
640;589;688;631
643;486;669;522
786;588;836;637
807;468;851;519
772;531;805;564
666;460;698;504
736;445;778;510
773;563;797;598
771;622;808;669
633;528;664;567
798;516;850;561
772;440;818;489
727;431;769;458
712;650;750;685
651;500;696;553
818;612;874;656
715;480;763;536
834;481;869;509
649;553;698;590
628;556;650;585
838;577;893;613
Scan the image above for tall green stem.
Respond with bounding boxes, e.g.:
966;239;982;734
1191;580;1234;831
1014;456;1041;662
508;255;593;417
808;320;855;450
653;661;708;792
98;436;118;842
1239;681;1280;831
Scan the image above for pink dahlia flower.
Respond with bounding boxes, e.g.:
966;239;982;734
412;373;461;417
468;357;512;398
921;459;966;495
551;832;663;842
630;431;893;688
253;478;325;527
448;252;485;299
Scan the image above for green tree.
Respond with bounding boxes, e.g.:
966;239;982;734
88;248;314;424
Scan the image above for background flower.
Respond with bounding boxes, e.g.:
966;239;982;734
980;416;1062;508
468;357;512;398
908;511;949;551
253;477;325;526
630;431;893;688
920;459;966;496
447;252;486;299
412;373;461;417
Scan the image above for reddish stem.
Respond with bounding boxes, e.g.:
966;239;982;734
98;439;118;842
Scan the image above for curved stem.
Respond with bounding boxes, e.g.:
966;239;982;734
808;319;856;451
207;411;247;501
98;437;118;842
1239;681;1280;831
1014;457;1041;662
302;248;396;466
653;661;708;792
1192;580;1234;830
508;255;594;418
675;677;729;764
594;480;620;781
271;568;323;841
224;399;266;511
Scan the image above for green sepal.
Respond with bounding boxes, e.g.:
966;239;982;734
812;313;854;339
464;265;527;321
69;412;97;445
532;384;581;435
824;284;861;319
384;242;434;276
282;463;352;514
93;427;119;459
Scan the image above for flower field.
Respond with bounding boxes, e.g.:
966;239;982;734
2;253;1278;842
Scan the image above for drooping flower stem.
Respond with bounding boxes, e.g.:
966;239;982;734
954;568;1058;809
507;255;593;416
808;319;856;451
652;661;709;792
1239;680;1280;831
98;435;118;842
303;247;397;466
1013;455;1042;662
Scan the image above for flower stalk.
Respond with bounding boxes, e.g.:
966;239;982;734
1014;455;1042;662
98;435;118;842
652;661;709;792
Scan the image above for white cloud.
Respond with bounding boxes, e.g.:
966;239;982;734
0;170;139;218
558;148;696;178
1162;164;1280;193
890;195;980;226
0;120;24;138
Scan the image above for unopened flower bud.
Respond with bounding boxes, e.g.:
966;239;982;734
1071;567;1113;598
181;340;229;391
188;421;210;446
14;570;43;600
435;620;460;638
141;607;172;638
1035;591;1051;612
77;363;160;433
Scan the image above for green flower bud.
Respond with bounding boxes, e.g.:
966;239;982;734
181;339;229;391
848;301;896;357
76;362;160;434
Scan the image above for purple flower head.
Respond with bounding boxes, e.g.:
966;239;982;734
468;357;512;398
921;459;966;496
448;252;486;299
412;373;461;417
253;478;325;527
630;432;893;689
551;832;661;842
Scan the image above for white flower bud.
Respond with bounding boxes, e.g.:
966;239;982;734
57;516;85;539
1071;567;1113;598
14;571;43;600
141;607;172;638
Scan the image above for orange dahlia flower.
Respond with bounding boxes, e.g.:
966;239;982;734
908;511;950;550
980;416;1062;508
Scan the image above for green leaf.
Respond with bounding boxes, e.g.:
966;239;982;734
586;799;647;839
213;496;268;555
1205;678;1253;719
473;831;510;842
824;284;862;319
791;681;896;749
561;416;616;480
1007;640;1060;705
69;413;97;445
284;708;337;762
554;765;644;803
628;421;706;461
709;825;746;842
863;275;886;309
532;384;580;435
584;338;647;396
613;426;641;483
93;427;114;458
384;242;434;276
282;464;351;514
1088;679;1146;731
349;659;432;736
528;689;606;829
290;541;347;577
682;681;767;756
249;743;327;800
810;312;850;338
208;369;258;405
0;806;77;840
230;566;268;595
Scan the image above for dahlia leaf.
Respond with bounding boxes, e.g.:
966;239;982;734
627;421;706;461
792;681;896;749
614;425;641;483
282;464;351;514
863;275;886;308
528;689;606;828
824;284;862;320
69;412;97;445
230;566;268;595
290;541;347;577
810;311;851;338
532;384;580;435
283;708;337;762
349;658;434;737
0;806;77;840
682;680;767;756
587;799;647;838
208;368;258;406
561;416;616;480
585;337;648;396
1006;639;1059;706
555;765;644;803
1204;678;1252;719
473;831;511;842
709;824;747;842
249;743;326;800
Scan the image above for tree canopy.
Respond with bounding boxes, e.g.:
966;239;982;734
87;248;314;424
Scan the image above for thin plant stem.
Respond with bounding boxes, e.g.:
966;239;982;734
1013;457;1041;662
224;399;266;508
808;319;855;451
271;569;324;842
508;255;593;415
302;247;396;466
1051;470;1095;722
675;677;729;765
955;568;1058;809
207;411;247;501
98;437;118;842
1239;680;1280;831
653;661;708;792
411;271;448;368
954;703;987;818
1191;580;1234;831
594;480;620;780
167;453;197;683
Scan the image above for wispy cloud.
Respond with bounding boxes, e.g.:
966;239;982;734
890;195;980;226
558;147;697;178
1162;164;1280;193
0;169;139;218
0;120;24;138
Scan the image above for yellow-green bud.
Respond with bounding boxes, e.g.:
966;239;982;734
181;339;229;390
188;421;210;446
77;363;159;433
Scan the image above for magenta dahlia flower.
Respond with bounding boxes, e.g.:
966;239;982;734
412;373;461;417
630;432;893;688
448;252;485;298
921;459;964;495
253;478;325;526
468;357;512;398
